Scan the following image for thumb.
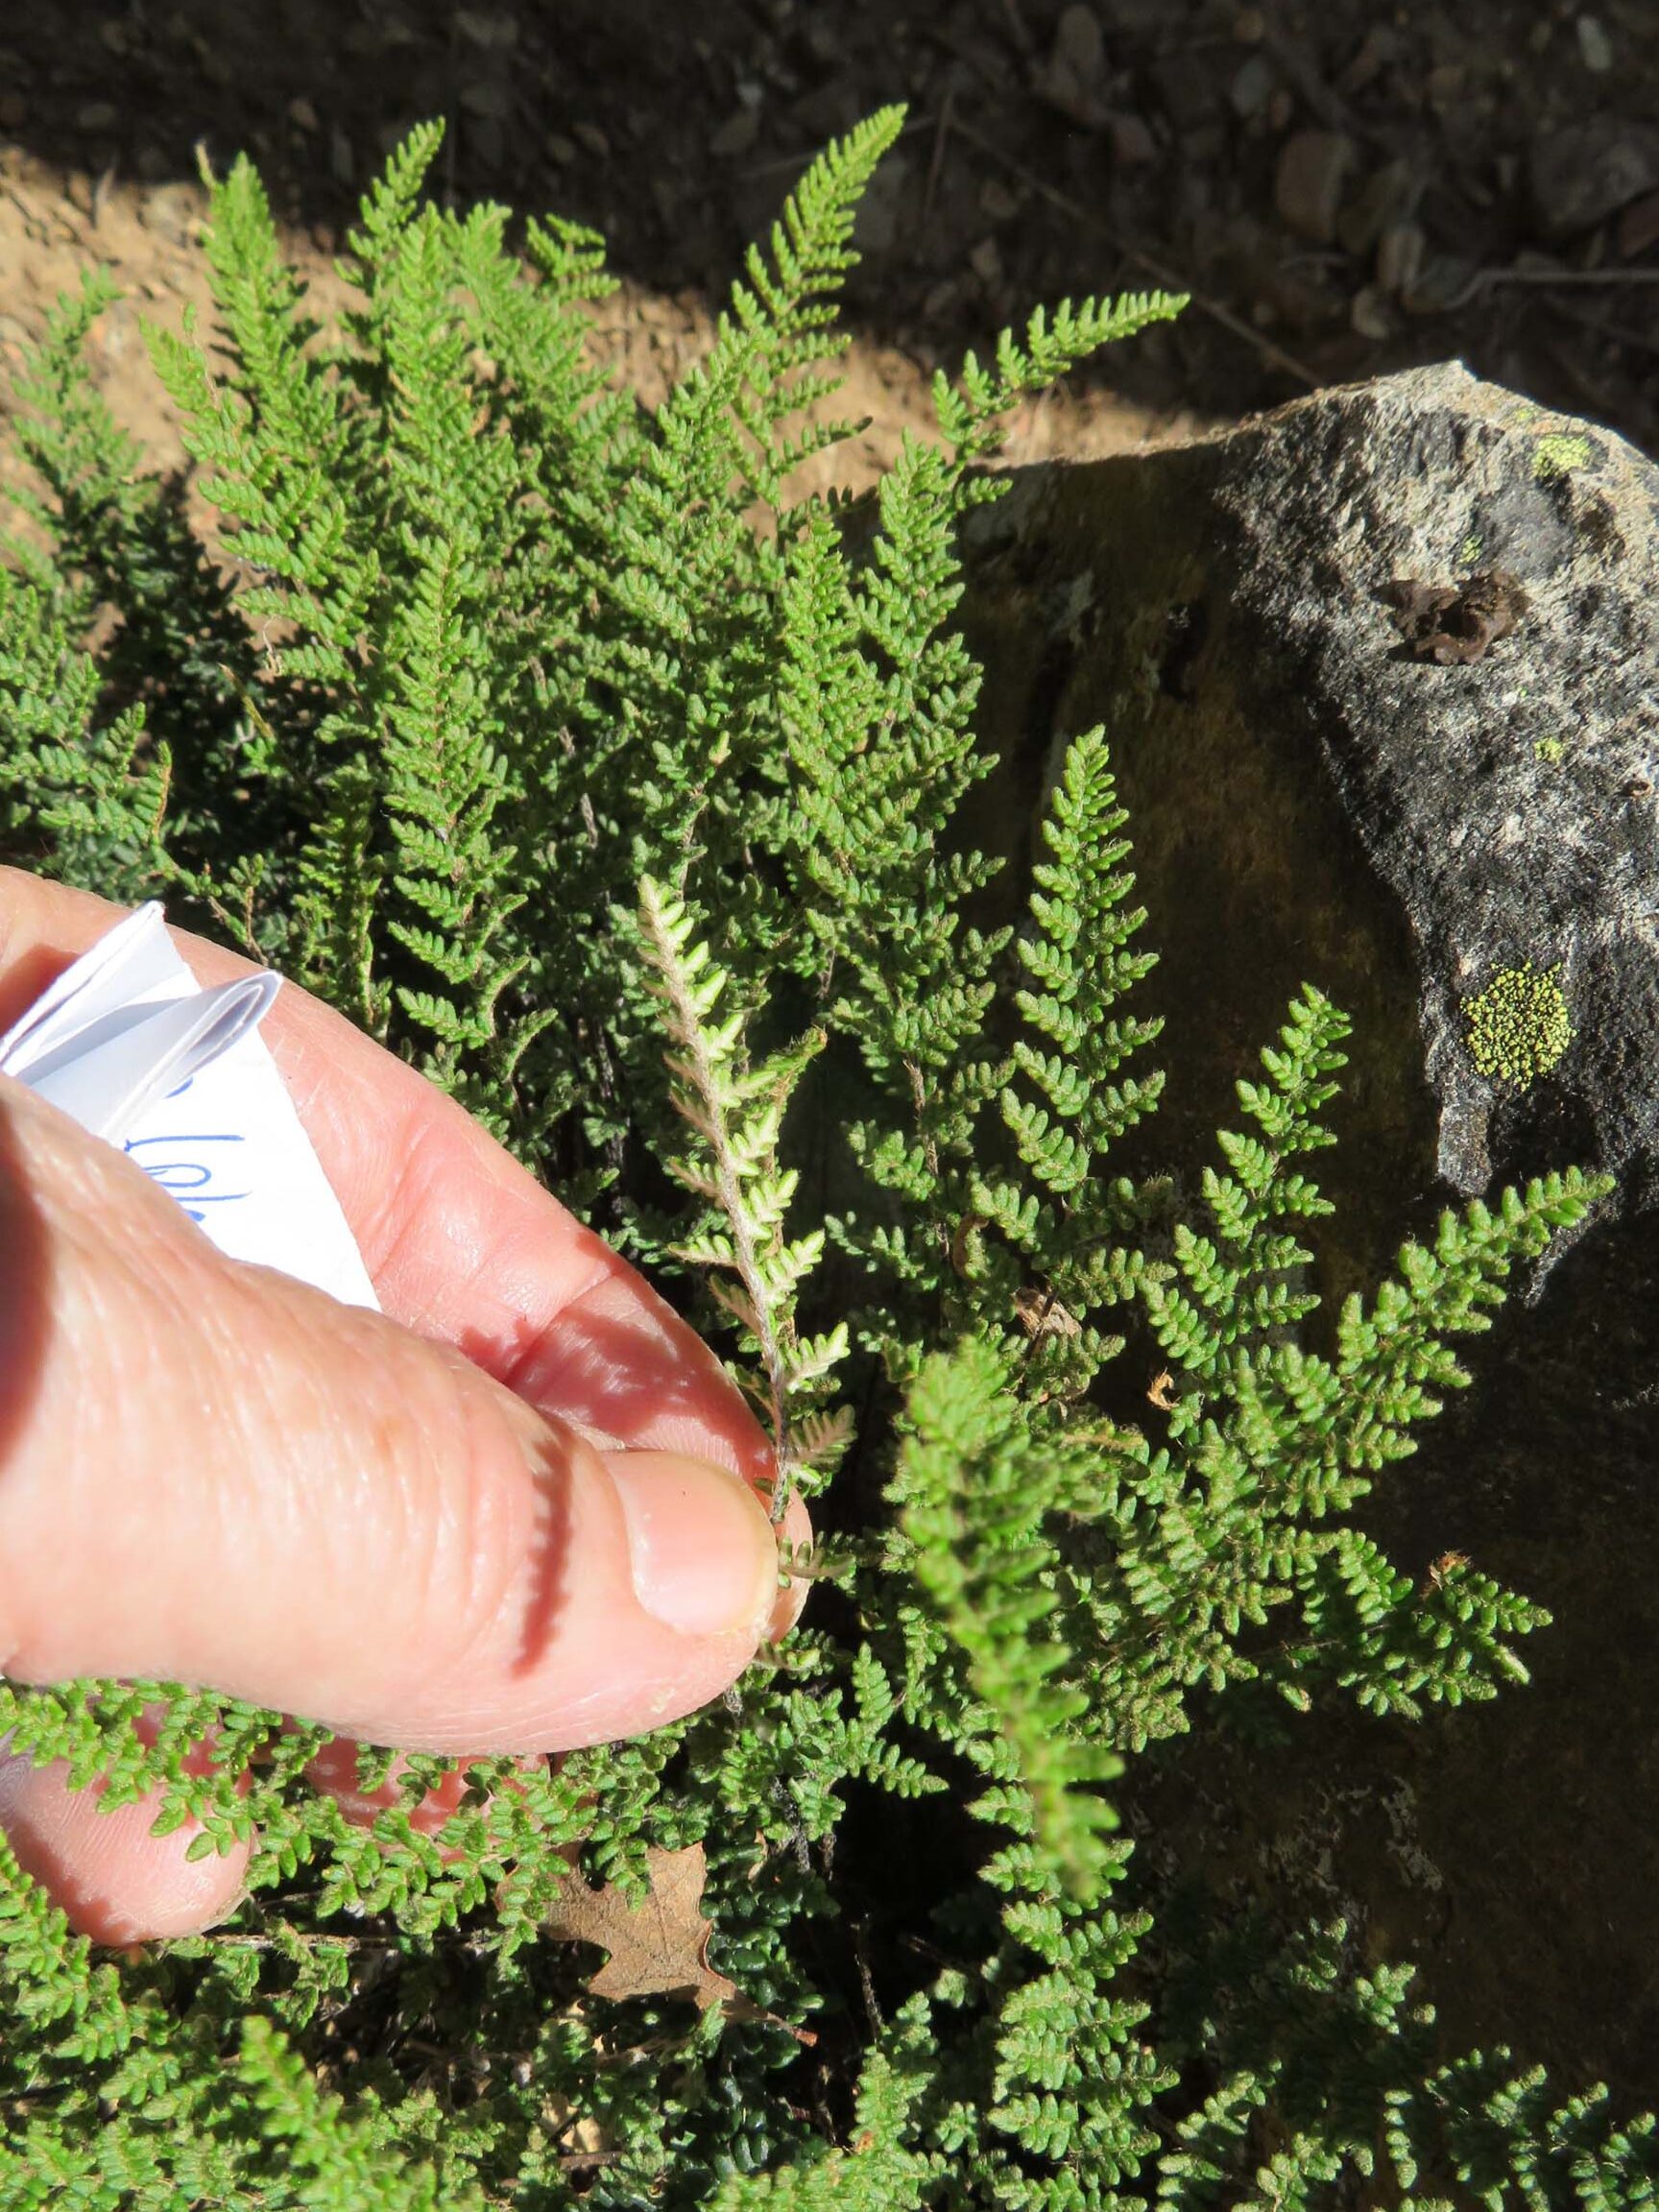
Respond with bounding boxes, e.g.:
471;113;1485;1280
0;1076;782;1752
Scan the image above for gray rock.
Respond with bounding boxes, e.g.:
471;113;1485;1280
967;362;1659;1249
956;362;1659;2092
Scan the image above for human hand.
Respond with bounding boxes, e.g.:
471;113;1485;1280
0;870;809;1943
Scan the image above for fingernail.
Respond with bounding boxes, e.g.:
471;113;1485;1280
606;1451;779;1638
204;1883;253;1930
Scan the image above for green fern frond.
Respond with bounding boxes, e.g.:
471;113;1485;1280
636;877;848;1513
893;1337;1124;1901
0;107;1638;2212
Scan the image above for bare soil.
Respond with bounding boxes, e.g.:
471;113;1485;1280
2;0;1657;484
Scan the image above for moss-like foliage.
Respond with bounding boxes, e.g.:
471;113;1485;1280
0;116;1644;2212
1464;960;1573;1086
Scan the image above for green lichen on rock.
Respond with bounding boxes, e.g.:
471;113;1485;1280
1463;960;1572;1085
1533;735;1566;764
1532;432;1593;483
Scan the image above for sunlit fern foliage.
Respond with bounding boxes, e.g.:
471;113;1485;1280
0;111;1641;2212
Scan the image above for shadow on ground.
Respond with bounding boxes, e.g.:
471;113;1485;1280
1;0;1656;448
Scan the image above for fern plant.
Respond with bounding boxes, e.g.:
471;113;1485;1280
0;111;1643;2212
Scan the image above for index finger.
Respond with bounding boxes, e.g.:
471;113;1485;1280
0;869;778;1495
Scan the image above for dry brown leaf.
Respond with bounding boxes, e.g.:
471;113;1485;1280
544;1842;812;2040
1420;1549;1471;1595
1014;1284;1082;1338
949;1213;989;1278
546;1842;733;2009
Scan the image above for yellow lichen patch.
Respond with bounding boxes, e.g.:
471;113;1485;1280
1532;432;1593;483
1462;961;1572;1086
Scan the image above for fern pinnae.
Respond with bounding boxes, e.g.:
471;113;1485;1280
891;1335;1127;1903
637;877;846;1521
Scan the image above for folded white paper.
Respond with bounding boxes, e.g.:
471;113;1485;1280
0;902;380;1310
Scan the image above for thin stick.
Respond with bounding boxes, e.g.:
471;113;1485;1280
1540;292;1659;364
1429;259;1659;316
1262;29;1362;139
3;182;49;244
997;0;1037;54
922;87;955;232
947;112;1319;389
738;113;932;184
1479;265;1659;288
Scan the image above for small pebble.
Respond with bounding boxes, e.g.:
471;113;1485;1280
1336;156;1420;254
1350;284;1393;341
455;7;518;46
1274;129;1358;243
467;113;505;171
1576;14;1614;71
460;79;511;118
1399;252;1479;315
1531;124;1659;237
1375;219;1425;297
136;180;199;242
1337;25;1399;96
709;106;759;157
1049;4;1105;92
1109;112;1157;165
1229;53;1276;120
1617;189;1659;258
853;162;904;253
